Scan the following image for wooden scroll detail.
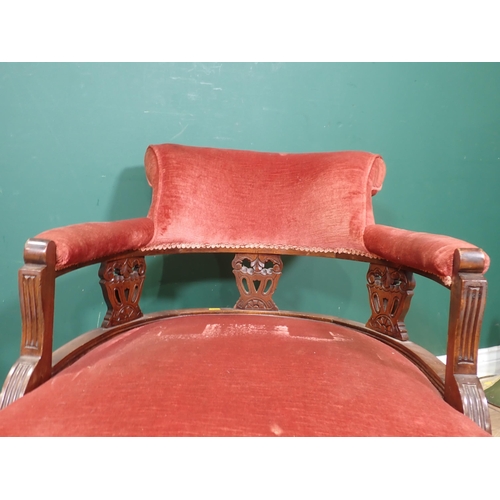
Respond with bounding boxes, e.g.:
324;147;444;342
366;264;415;341
232;254;283;311
444;248;491;432
99;257;146;328
0;239;56;409
0;357;37;409
455;376;490;432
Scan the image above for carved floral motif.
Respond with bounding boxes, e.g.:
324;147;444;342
99;257;146;327
366;264;415;340
232;254;283;311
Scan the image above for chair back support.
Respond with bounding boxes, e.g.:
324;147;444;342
144;144;386;255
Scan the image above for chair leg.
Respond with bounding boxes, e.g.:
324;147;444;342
444;248;491;433
0;239;56;408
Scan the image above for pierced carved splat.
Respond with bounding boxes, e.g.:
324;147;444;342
366;264;415;341
99;257;146;328
232;254;283;311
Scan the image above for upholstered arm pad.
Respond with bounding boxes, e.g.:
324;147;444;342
35;218;155;270
363;224;490;283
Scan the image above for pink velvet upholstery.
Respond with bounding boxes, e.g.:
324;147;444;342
364;224;490;284
0;314;488;437
143;144;386;256
36;218;154;270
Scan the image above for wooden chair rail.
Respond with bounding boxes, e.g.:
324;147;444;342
53;244;452;288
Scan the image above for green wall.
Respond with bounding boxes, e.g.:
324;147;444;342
1;62;499;382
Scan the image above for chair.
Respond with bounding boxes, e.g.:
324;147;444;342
0;144;492;436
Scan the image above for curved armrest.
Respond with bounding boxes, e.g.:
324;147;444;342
35;218;155;271
0;218;154;405
363;224;490;284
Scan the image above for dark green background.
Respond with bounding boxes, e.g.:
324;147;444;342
1;62;499;383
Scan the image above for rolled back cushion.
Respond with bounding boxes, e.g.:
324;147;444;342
144;144;386;256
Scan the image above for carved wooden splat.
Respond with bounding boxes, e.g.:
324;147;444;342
99;257;146;327
366;264;415;341
232;254;283;311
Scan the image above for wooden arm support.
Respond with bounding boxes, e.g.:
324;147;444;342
99;257;146;327
0;243;150;409
366;264;415;341
0;239;56;409
444;248;491;433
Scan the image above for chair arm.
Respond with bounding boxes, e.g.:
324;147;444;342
35;218;155;271
363;224;490;284
0;218;154;407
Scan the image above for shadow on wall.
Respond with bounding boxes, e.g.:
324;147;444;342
154;253;240;309
107;166;152;221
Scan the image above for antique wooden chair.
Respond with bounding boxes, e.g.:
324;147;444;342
0;144;492;436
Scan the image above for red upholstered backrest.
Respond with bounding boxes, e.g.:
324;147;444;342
144;144;386;256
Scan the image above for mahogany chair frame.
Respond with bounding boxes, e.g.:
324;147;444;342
0;237;490;433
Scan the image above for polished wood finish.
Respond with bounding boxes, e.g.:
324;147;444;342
0;239;56;409
232;254;283;311
366;264;415;341
54;246;451;289
99;257;146;327
444;248;490;432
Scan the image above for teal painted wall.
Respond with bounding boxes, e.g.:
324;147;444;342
1;62;499;382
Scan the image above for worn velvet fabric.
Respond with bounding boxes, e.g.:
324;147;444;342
364;224;490;284
144;144;386;255
0;314;488;437
37;218;154;270
32;144;489;283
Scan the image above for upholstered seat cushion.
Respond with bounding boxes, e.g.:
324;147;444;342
0;314;488;436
